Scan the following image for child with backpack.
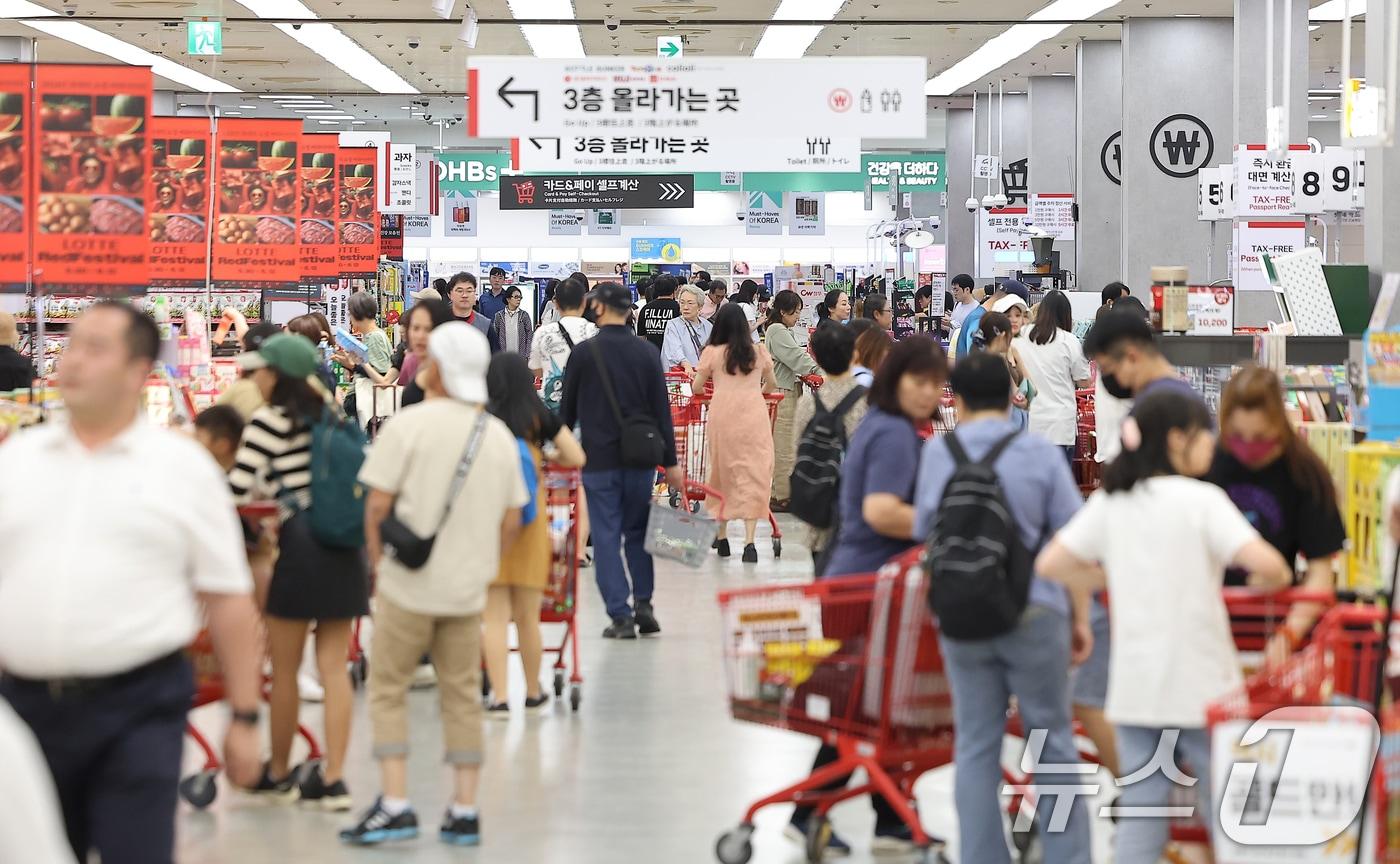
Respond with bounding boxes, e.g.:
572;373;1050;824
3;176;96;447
1036;388;1292;863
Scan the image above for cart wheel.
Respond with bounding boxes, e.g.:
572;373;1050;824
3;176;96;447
714;825;754;864
349;656;368;690
669;490;680;509
804;816;833;864
1012;821;1042;864
772;538;782;559
690;499;701;514
569;682;582;712
179;770;218;810
553;669;565;698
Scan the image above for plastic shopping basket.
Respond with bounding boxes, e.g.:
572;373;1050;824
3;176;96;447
645;480;726;568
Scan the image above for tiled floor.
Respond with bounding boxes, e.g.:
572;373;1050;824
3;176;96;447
177;517;1119;863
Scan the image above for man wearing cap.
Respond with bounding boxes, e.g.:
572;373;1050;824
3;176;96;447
347;322;529;848
0;302;262;864
478;266;510;321
216;321;280;420
561;282;682;639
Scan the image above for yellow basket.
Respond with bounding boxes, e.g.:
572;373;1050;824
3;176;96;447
1345;442;1400;589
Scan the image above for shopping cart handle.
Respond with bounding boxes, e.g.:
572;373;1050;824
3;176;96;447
679;479;726;520
800;374;825;388
1219;587;1338;606
237;503;278;520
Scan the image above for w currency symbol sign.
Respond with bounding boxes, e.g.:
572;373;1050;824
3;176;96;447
1150;113;1214;178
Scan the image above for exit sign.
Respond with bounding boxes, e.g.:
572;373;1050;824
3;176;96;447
187;20;223;56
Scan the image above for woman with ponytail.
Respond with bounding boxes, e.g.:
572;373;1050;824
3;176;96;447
815;289;851;324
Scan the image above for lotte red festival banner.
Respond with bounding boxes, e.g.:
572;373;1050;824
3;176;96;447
212;118;300;288
338;146;378;276
379;213;403;260
299;133;339;281
0;64;28;293
149;117;210;288
34;64;152;294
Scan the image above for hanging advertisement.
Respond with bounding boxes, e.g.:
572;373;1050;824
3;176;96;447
380;214;404;259
34;64;152;294
403;213;432;237
339;146;378;276
383;142;417;213
548;209;584;236
787;192;825;236
148;118;210;288
587;208;620;235
0;66;28;293
1028;193;1075;239
298;133;339;282
212;118;301;288
631;237;682;264
862;153;945;190
436;151;511;195
977;206;1031;278
1235;220;1306;292
443;190;478;237
745;191;783;236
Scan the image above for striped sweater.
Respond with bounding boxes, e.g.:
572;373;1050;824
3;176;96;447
228;405;313;516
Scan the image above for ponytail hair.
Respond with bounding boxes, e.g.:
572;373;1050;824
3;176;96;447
764;289;803;332
816;288;844;320
1102;390;1214;493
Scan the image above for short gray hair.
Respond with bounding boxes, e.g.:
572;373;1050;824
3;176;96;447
348;291;378;322
676;284;704;305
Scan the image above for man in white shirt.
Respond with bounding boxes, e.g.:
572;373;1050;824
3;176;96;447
528;276;597;410
944;273;980;334
0;302;261;864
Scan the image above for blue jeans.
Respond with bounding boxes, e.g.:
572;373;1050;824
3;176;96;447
582;468;658;620
1114;725;1212;864
939;605;1091;864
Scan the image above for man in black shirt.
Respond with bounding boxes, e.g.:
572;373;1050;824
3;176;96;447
0;311;33;393
445;271;497;352
636;275;681;352
561;283;682;640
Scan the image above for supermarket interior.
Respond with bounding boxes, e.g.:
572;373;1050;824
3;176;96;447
1;0;1400;863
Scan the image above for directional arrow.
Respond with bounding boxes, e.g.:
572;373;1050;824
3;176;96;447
660;40;680;58
528;136;561;159
497;76;540;122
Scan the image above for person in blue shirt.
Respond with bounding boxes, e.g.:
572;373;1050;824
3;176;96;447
913;352;1092;864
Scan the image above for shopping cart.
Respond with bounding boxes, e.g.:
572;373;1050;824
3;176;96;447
1073;388;1101;496
543;467;585;711
714;548;954;864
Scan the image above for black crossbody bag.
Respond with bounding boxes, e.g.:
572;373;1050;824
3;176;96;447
380;415;487;569
587;338;665;469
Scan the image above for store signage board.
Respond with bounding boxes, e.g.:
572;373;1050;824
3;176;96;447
1187;285;1234;334
1029;193;1074;239
787;192;825;236
514;134;860;173
863;153;945;190
1233;144;1308;218
403;213;431;237
338;146;379;276
149;117;209;288
383;142;417;213
186;20;222;56
587;208;620;235
1290;151;1326;215
466;56;928;138
973;155;999;180
977;207;1030;279
745;190;783;236
548;209;584;236
657;36;683;59
631;237;682;264
436;152;512;194
1235;220;1306;292
1199;171;1229;221
1325;147;1363;211
379;214;404;259
443;190;477;237
0;64;27;293
499;173;693;210
720;171;742;187
299;133;340;282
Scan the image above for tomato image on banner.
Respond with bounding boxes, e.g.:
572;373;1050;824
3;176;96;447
148;118;211;288
212;118;301;288
338;146;378;276
0;66;28;293
299;133;339;282
33;65;152;295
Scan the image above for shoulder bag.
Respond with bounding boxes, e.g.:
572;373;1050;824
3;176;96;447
380;414;488;570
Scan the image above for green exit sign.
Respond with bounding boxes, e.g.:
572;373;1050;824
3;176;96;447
187;20;223;56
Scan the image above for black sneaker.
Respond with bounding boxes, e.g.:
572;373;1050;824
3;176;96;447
485;701;510;720
249;763;299;803
338;797;419;846
440;809;481;846
742;543;758;564
871;822;916;854
523;693;550;714
634;601;661;635
602;616;637;639
716;538;731;557
299;764;352;811
784;818;852;857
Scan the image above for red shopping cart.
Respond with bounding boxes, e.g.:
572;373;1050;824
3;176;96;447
1073;388;1101;496
543;467;585;711
714;548;954;864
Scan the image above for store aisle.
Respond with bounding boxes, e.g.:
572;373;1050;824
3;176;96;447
176;517;1113;863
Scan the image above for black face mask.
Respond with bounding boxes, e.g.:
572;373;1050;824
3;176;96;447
1100;371;1134;400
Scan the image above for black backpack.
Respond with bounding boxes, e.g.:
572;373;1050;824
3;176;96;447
788;385;867;529
925;431;1034;640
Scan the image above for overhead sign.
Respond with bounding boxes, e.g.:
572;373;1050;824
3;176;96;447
745;190;783;236
443;190;477;237
212;118;301;289
514;135;860;173
862;153;945;190
787;192;825;236
631;237;682;264
1029;193;1074;240
548;210;583;236
338;147;379;276
978;206;1031;278
1290;151;1326;215
587;208;620;235
1235;220;1306;292
403;213;431;238
657;36;683;59
149;117;210;288
382;142;417;213
1199;170;1229;221
298;133;339;282
1150;113;1215;178
499;173;693;210
1325;147;1363;210
973;155;1000;180
435;152;511;194
466;56;928;139
187;20;222;56
1234;144;1308;218
0;65;28;293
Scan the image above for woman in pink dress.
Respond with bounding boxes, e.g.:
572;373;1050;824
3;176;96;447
692;303;778;563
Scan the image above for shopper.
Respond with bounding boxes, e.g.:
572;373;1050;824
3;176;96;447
1090;296;1148;463
693;304;778;563
538;278;561;327
862;292;893;331
0;302;262;864
483;353;586;717
560;282;682;639
1037;389;1291;864
479;265;510;321
431;277;449;298
915;351;1092;864
228;333;369;809
217;321;281;419
489;285;533;361
815;288;852;324
852;327;893;389
0;310;32;392
661;283;713;373
529;276;598;411
990;292;1029;337
1100;280;1130;311
764;290;820;511
446;271;496;347
704;279;730;321
953;285;1002;359
976;311;1033;431
393;298;454;409
945;273;979;334
1082;307;1202;409
193;404;245;473
692;269;711;285
637;274;682;352
1015;289;1091;461
347;322;529;847
333;291;394;384
1207;365;1345;664
0;695;78;864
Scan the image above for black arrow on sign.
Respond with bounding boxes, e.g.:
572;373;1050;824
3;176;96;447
528;137;561;159
497;76;540;122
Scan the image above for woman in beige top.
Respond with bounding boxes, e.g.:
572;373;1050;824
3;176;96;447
763;290;820;511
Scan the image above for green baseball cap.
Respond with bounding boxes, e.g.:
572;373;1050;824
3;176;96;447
236;332;320;378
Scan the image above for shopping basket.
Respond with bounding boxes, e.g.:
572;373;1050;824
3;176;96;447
714;548;953;864
645;480;726;568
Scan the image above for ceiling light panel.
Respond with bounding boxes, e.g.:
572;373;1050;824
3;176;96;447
230;0;419;94
506;0;585;58
1308;0;1366;20
752;0;847;59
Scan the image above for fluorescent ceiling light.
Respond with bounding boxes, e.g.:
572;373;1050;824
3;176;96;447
1051;71;1072;76
926;0;1119;95
222;111;243;115
753;0;846;59
506;0;585;58
260;94;315;100
317;120;341;125
230;0;419;93
1309;0;1365;20
351;120;367;125
308;114;355;120
238;104;258;109
1311;113;1329;119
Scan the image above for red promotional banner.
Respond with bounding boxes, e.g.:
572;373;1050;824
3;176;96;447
34;64;151;294
212;118;300;288
298;133;339;281
338;146;378;276
379;213;403;260
149;117;210;287
0;64;28;293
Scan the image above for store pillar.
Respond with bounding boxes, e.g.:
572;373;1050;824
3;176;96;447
1233;0;1309;146
1364;0;1400;285
946;108;976;280
1076;40;1122;294
1121;17;1234;287
1029;75;1077;278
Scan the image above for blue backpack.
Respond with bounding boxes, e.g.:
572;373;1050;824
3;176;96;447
306;407;368;548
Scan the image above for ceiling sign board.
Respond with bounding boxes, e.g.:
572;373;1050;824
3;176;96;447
657;36;683;59
498;174;693;210
186;20;222;56
514;135;860;173
863;153;946;190
466;57;928;139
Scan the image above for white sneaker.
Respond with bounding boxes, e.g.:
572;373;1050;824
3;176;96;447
410;663;438;690
298;671;324;703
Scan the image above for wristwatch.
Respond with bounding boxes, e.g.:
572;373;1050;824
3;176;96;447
231;707;260;727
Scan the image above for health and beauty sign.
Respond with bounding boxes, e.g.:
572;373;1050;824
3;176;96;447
436;152;511;194
631;237;682;264
34;64;152;295
298;133;339;281
514;135;861;173
467;57;927;139
862;153;945;190
338;146;379;277
0;65;28;293
149;117;211;288
212;118;300;288
499;174;693;210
